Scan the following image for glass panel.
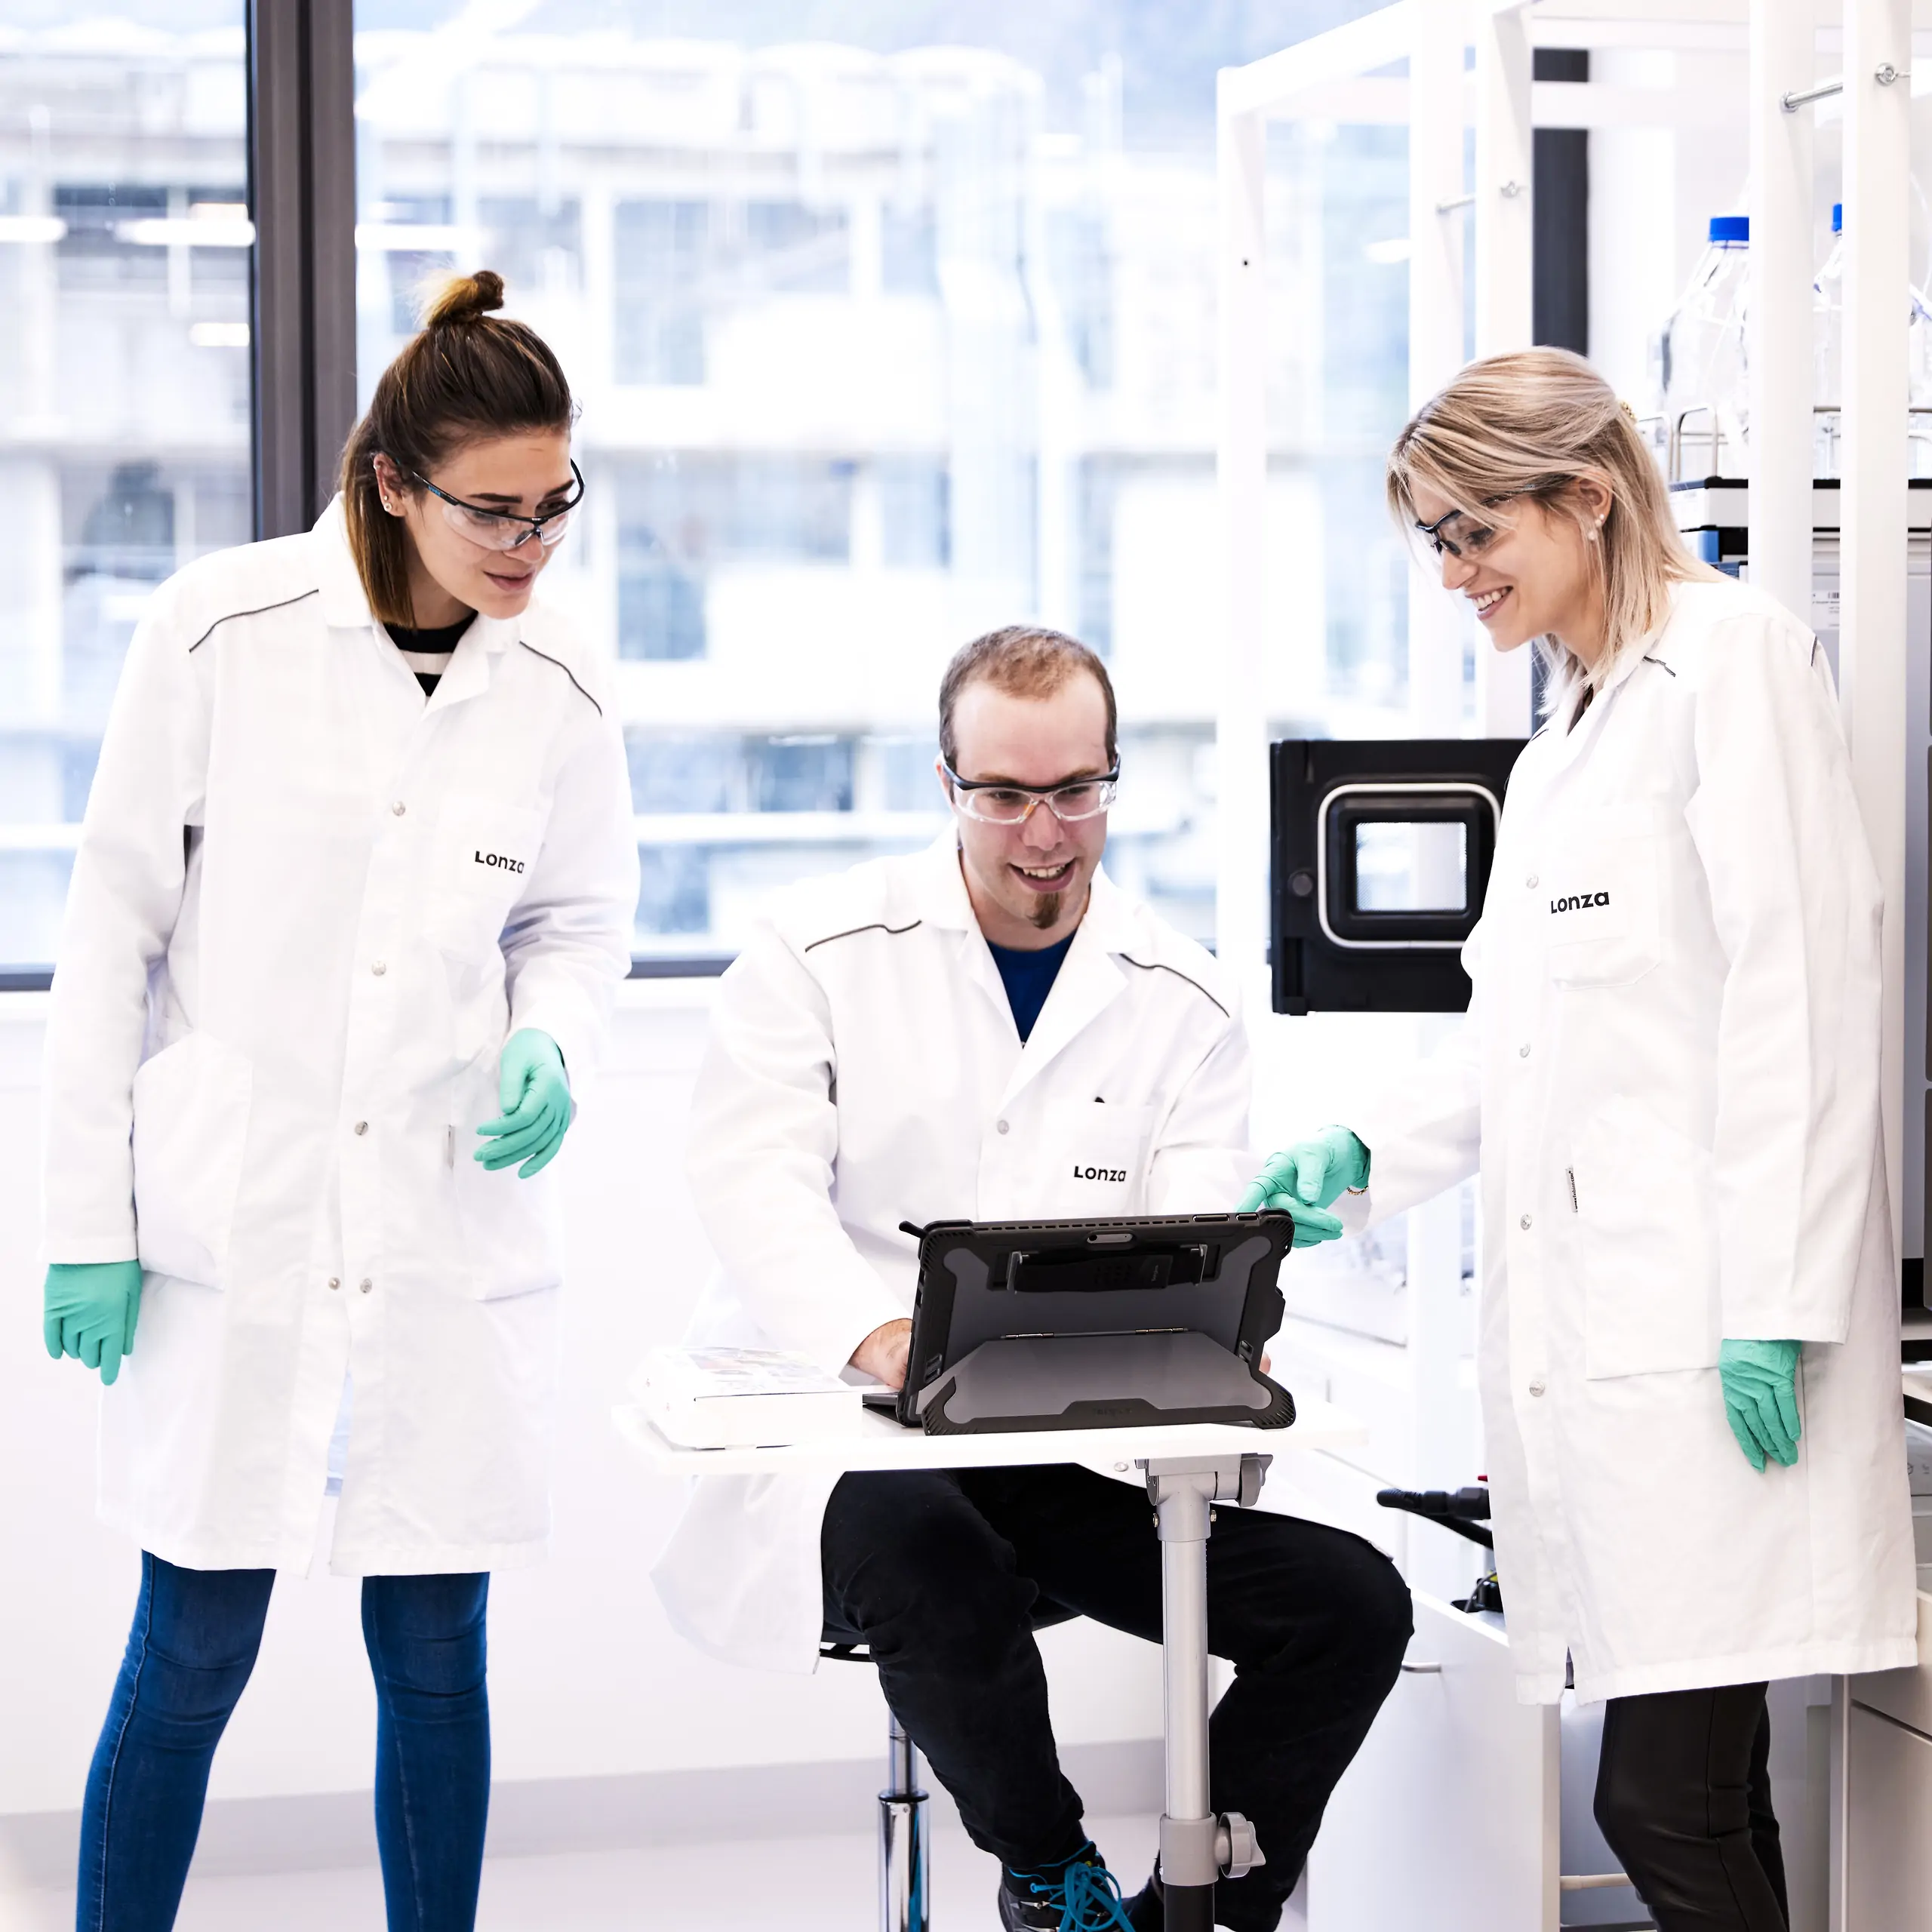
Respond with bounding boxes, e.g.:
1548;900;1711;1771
1353;820;1469;915
0;9;252;974
352;5;1395;958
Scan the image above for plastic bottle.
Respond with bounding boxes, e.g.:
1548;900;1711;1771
1814;201;1932;476
1657;215;1752;481
1815;204;1844;477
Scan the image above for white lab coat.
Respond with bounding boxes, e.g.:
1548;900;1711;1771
39;499;638;1576
1343;577;1917;1704
651;835;1254;1674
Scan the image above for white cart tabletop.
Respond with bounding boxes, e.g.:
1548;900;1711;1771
612;1395;1367;1480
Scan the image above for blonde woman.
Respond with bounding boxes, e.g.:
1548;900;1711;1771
1243;348;1915;1931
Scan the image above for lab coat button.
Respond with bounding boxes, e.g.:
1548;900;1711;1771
354;1121;368;1136
327;1276;340;1291
997;1118;1010;1134
1526;874;1538;888
1519;1213;1532;1230
391;800;407;816
372;960;387;976
1528;1378;1546;1397
1518;1044;1531;1058
358;1278;374;1295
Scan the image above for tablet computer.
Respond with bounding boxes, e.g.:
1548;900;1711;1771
894;1211;1298;1435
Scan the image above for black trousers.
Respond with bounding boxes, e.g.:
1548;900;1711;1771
820;1463;1411;1932
1595;1682;1789;1932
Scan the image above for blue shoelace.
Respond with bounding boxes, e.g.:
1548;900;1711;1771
1014;1845;1137;1931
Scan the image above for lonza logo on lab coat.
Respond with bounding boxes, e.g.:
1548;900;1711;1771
1072;1163;1129;1183
474;850;527;875
1549;891;1611;915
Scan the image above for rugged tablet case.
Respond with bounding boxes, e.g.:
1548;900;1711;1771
897;1212;1298;1435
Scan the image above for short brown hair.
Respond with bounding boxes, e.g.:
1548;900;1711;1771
339;269;577;626
938;625;1118;771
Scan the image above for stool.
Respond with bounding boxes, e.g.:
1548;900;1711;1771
822;1598;1078;1932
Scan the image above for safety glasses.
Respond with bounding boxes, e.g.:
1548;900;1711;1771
1415;495;1518;561
408;458;586;552
943;762;1120;826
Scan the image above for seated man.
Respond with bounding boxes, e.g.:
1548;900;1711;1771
651;626;1411;1932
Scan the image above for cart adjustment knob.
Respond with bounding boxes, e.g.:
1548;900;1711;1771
1217;1812;1265;1880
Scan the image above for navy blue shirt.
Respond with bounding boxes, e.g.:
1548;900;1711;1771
987;932;1076;1042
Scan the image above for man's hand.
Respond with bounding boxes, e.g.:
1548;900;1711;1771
851;1318;913;1391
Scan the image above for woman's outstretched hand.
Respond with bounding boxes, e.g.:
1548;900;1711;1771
1238;1128;1370;1247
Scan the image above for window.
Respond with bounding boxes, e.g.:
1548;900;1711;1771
0;12;252;977
354;6;1413;960
0;7;1410;977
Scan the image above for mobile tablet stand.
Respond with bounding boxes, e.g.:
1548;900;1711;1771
616;1406;1374;1932
617;1211;1337;1932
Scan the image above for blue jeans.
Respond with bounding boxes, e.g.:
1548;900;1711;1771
75;1553;491;1932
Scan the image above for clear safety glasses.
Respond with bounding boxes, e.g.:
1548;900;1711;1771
1416;478;1577;560
1415;494;1518;561
408;459;586;552
943;762;1121;826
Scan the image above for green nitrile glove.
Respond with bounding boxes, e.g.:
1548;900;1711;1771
1719;1338;1803;1472
1238;1128;1370;1247
43;1261;144;1386
475;1028;572;1178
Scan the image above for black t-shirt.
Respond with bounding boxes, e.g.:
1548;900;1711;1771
386;613;475;696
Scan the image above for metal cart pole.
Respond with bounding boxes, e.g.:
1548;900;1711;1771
1142;1454;1270;1932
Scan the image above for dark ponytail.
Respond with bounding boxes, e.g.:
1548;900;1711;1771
339;269;576;626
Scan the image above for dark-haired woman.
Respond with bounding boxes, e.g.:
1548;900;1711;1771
40;272;638;1932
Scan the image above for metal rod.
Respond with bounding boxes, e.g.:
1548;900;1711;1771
1780;75;1844;112
1559;1872;1635;1892
1159;1483;1212;1822
1152;1468;1218;1932
1435;191;1475;213
878;1709;930;1932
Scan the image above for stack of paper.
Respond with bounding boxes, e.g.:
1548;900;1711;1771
635;1346;867;1449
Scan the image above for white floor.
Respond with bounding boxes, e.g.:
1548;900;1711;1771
0;1813;1161;1932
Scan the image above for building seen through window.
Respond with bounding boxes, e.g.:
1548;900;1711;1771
0;12;252;972
0;3;1415;972
351;5;1417;959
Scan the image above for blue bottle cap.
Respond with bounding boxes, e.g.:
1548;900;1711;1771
1709;214;1749;243
1833;202;1843;233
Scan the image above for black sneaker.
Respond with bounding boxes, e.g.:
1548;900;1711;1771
998;1841;1137;1930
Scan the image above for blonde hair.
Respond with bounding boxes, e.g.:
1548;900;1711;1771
339;270;576;627
1386;347;1719;703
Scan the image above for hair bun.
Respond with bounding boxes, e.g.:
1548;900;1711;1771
423;269;506;329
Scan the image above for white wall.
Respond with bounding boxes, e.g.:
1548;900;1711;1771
0;983;1170;1829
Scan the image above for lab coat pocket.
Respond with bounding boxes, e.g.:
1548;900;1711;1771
1571;1098;1721;1378
450;1044;566;1300
1045;1101;1155;1213
424;796;546;965
1543;825;1664;990
131;1033;254;1289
